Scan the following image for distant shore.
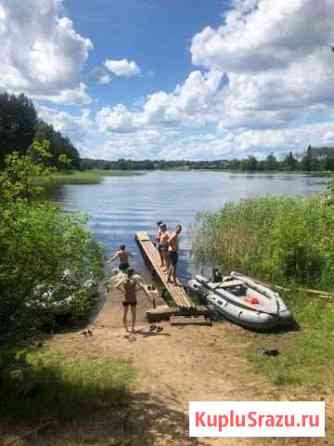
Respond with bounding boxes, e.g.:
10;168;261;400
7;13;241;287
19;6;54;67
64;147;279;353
34;169;144;186
33;168;332;188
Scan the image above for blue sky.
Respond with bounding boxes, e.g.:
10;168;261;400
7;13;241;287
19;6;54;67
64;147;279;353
65;0;225;109
1;0;334;160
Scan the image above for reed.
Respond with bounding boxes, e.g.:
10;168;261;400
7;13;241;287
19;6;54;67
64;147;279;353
191;194;334;291
34;169;143;186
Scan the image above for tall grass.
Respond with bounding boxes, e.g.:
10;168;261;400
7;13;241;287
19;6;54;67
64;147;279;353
192;195;334;291
35;169;143;186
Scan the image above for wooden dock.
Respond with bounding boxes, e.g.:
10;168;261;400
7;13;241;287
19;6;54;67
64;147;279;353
135;231;194;309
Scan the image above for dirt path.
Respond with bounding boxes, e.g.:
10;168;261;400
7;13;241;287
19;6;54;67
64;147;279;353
46;276;331;446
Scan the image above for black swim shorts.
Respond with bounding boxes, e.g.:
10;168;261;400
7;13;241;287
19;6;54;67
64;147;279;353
168;251;178;266
119;262;129;271
122;300;137;307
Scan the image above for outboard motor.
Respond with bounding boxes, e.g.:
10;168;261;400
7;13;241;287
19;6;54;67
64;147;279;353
212;268;223;283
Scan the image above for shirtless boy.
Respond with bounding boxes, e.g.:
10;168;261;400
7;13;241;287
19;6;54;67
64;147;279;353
158;224;169;270
167;224;182;285
109;244;133;272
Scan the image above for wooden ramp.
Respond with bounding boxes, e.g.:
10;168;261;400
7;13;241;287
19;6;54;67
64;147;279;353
135;231;193;309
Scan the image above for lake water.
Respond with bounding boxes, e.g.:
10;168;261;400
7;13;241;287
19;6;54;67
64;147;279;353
52;171;330;281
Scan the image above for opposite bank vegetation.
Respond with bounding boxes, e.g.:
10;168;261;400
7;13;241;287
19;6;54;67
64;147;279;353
191;183;334;387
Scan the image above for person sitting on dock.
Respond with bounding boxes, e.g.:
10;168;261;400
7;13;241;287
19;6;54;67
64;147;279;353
167;224;182;286
108;244;133;272
115;268;151;333
158;224;169;270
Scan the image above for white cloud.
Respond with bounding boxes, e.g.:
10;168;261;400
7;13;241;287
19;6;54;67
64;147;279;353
94;70;223;133
97;73;112;85
96;104;140;133
143;70;223;126
191;0;333;74
104;58;140;77
92;68;112;85
34;82;91;105
0;0;93;104
37;105;94;144
190;0;334;131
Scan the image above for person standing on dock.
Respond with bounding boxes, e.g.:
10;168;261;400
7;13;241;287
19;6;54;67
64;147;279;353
158;224;169;270
115;268;151;333
155;221;163;243
108;244;133;272
155;221;164;265
167;224;182;286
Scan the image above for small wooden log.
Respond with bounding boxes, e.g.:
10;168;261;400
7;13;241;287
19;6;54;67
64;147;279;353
170;315;212;326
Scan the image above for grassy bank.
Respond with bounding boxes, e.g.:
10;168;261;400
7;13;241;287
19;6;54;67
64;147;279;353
35;169;143;186
231;291;334;388
191;191;334;389
0;345;135;424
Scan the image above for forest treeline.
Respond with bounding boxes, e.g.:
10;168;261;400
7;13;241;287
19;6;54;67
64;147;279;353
82;147;334;172
0;92;80;169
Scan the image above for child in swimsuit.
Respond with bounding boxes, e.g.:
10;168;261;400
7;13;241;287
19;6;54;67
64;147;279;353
116;268;151;333
167;224;182;285
108;244;133;272
158;224;169;270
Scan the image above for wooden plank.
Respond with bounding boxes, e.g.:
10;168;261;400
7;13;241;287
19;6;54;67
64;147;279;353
146;305;212;322
136;231;151;242
135;231;194;309
170;316;212;326
146;305;176;322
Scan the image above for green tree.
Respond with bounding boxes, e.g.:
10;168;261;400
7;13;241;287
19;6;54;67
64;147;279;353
33;120;80;169
0;140;53;202
0;141;103;335
301;145;314;171
264;153;278;171
0;92;38;166
240;155;258;171
283;152;299;171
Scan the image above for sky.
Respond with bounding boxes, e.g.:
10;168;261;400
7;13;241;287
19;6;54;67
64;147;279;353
0;0;334;160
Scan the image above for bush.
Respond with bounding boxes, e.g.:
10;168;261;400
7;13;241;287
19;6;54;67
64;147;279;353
192;194;334;291
0;200;103;335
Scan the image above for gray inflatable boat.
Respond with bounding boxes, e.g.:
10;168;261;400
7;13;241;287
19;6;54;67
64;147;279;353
188;271;292;329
